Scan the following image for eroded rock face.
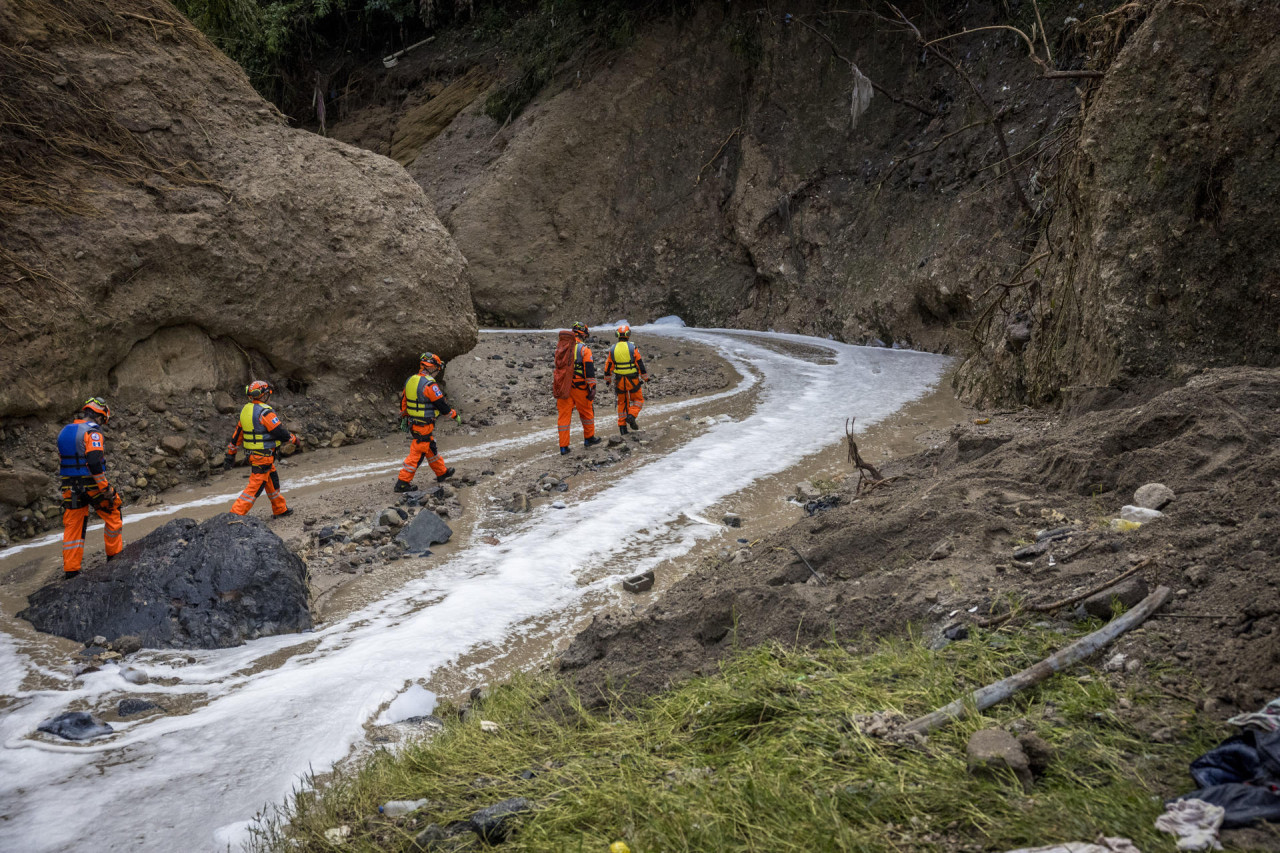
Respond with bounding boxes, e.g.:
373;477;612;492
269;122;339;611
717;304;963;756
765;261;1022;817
0;0;476;417
19;513;311;649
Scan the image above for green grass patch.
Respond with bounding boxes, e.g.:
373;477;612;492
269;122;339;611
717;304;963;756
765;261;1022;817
257;625;1222;852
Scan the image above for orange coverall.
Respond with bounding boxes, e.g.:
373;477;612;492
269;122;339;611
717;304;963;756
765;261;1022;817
58;418;123;572
225;403;296;516
603;342;649;428
399;372;455;484
557;342;596;448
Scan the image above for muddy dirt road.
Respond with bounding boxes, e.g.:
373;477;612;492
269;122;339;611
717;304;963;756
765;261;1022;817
0;326;961;852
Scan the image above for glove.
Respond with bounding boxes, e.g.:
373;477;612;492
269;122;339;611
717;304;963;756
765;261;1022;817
586;388;596;402
223;457;234;472
453;412;462;425
398;416;409;433
290;433;300;446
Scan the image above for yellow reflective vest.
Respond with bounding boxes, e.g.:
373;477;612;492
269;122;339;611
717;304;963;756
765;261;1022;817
611;341;640;377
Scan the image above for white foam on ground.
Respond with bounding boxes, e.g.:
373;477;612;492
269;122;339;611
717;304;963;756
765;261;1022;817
0;329;948;852
375;684;437;725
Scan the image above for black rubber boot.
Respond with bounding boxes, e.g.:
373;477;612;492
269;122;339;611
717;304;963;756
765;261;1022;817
626;414;639;430
584;436;602;447
63;570;80;580
272;508;294;519
436;467;456;483
560;446;570;455
393;480;415;493
619;425;628;436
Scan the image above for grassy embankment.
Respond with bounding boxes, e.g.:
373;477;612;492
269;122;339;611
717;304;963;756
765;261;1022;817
259;623;1222;852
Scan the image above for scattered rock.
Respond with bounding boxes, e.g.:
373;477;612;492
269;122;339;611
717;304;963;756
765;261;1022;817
147;398;168;413
212;391;238;414
1103;653;1128;672
929;540;954;561
117;697;160;717
379;508;407;529
1017;733;1056;776
943;624;969;642
795;481;822;502
469;797;533;844
112;634;143;655
120;666;149;685
38;711;113;741
722;512;742;528
0;466;53;507
395;510;453;553
551;500;566;509
19;513;311;649
505;493;529;513
1082;577;1151;620
160;435;188;456
330;431;347;448
1133;482;1175;511
966;728;1034;792
1185;565;1209;587
350;526;375;543
623;570;655;593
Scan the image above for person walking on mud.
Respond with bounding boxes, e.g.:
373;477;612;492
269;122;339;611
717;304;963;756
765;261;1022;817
603;324;649;435
553;322;602;455
223;380;299;517
394;352;459;492
57;397;123;577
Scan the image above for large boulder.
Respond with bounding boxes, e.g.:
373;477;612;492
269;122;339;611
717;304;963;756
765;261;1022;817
19;513;311;649
0;0;476;417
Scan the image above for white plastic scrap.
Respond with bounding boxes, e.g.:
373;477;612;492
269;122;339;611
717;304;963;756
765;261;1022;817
1004;838;1141;853
1120;505;1164;524
1228;696;1280;732
1155;799;1225;851
480;720;500;733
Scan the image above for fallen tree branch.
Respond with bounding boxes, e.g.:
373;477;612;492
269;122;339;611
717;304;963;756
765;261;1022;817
975;557;1153;628
905;585;1171;734
845;418;883;481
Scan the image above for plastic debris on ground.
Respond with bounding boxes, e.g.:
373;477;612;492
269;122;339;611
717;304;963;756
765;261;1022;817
1155;799;1224;851
1003;838;1141;853
1229;697;1280;732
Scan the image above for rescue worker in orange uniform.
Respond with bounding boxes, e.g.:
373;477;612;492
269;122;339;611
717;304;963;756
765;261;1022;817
395;352;459;492
58;397;123;576
223;380;299;517
557;322;602;455
603;324;649;435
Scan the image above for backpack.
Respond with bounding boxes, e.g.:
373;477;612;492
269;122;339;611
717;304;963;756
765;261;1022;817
552;330;576;399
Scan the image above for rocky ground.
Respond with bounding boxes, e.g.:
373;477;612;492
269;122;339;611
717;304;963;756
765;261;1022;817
0;329;729;552
561;366;1280;725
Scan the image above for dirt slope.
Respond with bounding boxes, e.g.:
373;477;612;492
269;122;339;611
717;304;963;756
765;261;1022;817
561;366;1280;718
0;0;477;419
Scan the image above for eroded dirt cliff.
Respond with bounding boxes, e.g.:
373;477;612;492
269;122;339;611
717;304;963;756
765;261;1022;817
0;0;477;420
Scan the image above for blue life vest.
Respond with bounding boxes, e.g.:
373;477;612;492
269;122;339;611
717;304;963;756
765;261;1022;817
58;422;94;477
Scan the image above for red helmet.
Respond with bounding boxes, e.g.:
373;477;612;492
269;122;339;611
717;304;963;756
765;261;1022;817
571;322;589;340
616;324;631;340
245;380;273;401
419;352;444;374
81;396;111;426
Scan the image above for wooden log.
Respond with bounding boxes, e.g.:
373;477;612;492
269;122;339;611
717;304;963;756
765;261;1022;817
904;585;1172;734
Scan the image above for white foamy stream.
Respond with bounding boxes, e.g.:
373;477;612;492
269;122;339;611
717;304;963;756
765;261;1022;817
0;328;948;851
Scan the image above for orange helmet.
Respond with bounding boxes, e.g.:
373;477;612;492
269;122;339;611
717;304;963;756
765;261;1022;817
616;324;631;340
419;352;444;374
81;396;111;426
571;322;589;340
245;380;273;401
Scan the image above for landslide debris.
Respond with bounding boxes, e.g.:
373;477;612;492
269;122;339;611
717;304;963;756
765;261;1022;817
561;367;1280;715
0;0;476;420
20;512;311;648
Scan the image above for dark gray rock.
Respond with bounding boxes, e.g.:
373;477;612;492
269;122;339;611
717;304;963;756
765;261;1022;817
19;513;311;649
722;513;742;528
1018;733;1055;776
118;697;161;717
469;797;532;844
38;711;113;741
1082;576;1150;620
396;509;453;553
